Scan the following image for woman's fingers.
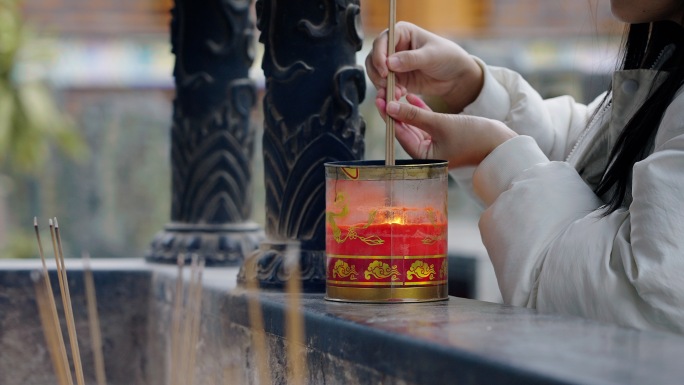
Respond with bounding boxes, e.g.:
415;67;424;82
386;101;440;134
387;99;518;166
395;120;433;160
369;29;389;76
365;53;386;89
366;22;424;90
375;97;387;121
390;94;434;160
405;93;431;111
376;83;407;106
386;99;461;163
365;29;390;89
387;48;431;74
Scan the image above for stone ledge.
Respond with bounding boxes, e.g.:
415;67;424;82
2;259;684;385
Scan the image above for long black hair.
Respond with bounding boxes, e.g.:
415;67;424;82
595;21;684;213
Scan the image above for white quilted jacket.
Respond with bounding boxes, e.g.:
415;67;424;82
454;58;684;333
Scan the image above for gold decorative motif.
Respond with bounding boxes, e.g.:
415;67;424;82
439;259;447;279
421;238;439;245
406;260;436;280
364;261;400;281
332;260;358;280
421;208;446;245
327;193;385;246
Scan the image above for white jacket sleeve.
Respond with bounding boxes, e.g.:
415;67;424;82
450;58;603;207
473;91;684;333
463;57;603;161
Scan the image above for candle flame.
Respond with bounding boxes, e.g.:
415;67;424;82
384;216;404;225
378;208;408;225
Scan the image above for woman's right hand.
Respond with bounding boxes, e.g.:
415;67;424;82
365;22;484;114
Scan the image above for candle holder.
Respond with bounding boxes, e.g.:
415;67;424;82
325;159;449;302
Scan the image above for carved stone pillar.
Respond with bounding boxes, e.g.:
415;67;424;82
146;0;262;266
238;0;366;290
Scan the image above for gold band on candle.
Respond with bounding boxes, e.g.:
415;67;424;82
325;285;448;303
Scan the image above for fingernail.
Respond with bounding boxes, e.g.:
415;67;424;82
388;56;400;69
387;101;400;114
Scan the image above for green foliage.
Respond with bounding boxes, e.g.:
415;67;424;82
0;0;87;175
1;229;35;259
0;0;87;259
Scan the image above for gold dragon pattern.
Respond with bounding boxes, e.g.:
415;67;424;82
439;259;447;280
364;261;400;281
406;260;436;280
421;207;447;245
332;260;358;280
327;193;385;246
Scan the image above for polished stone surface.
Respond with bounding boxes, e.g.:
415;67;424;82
2;258;683;385
0;260;151;385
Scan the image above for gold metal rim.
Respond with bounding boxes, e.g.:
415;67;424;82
325;285;448;302
325;162;448;181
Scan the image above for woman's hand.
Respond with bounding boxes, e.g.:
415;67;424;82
365;22;484;113
383;94;517;167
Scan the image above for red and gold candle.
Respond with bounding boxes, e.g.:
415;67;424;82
325;160;448;302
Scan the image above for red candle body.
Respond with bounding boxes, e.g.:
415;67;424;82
326;221;447;288
325;160;448;302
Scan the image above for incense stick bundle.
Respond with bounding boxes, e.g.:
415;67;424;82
32;271;71;385
385;0;397;166
35;218;107;385
34;218;74;385
51;218;86;385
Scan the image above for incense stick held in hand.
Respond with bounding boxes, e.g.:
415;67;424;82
386;0;397;166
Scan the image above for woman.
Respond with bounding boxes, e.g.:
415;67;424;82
366;1;684;333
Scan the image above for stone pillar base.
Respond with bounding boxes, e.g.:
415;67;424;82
146;222;263;266
237;242;326;292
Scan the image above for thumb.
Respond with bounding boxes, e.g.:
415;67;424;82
388;49;430;73
386;101;442;134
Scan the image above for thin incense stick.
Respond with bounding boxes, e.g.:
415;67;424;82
34;218;74;385
185;257;205;385
32;271;70;385
386;0;397;166
223;363;236;385
244;260;273;385
284;243;306;385
53;218;86;385
83;252;107;385
169;254;185;385
179;255;199;383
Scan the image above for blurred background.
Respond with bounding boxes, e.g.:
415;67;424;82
0;0;622;300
